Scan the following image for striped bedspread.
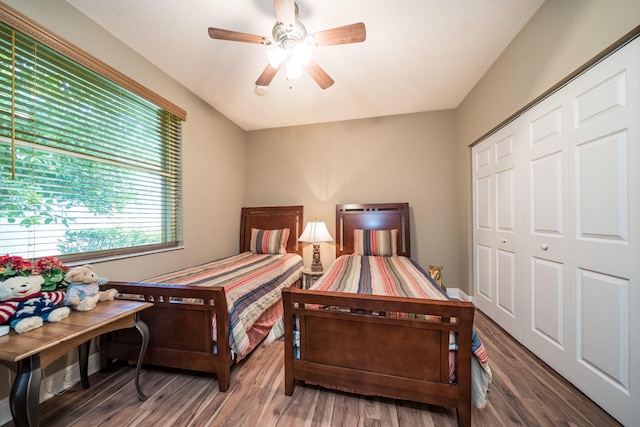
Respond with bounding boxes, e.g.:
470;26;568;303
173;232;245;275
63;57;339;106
146;251;303;358
311;255;492;409
312;254;448;300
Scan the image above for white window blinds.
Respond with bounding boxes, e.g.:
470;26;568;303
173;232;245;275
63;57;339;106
0;20;183;261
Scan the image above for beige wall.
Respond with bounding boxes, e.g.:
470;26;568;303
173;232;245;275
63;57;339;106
455;0;640;295
245;111;460;286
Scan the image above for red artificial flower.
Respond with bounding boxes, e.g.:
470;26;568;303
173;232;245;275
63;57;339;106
1;255;69;291
0;254;34;278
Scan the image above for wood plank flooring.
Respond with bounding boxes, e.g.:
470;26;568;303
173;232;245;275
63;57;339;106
2;310;622;426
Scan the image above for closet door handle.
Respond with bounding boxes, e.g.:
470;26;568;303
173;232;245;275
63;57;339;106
542;244;549;251
501;238;507;243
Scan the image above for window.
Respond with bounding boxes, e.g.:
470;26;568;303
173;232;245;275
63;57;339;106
0;9;184;261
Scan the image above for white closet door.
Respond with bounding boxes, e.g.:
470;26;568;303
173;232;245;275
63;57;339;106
472;122;524;341
472;138;495;315
564;39;639;426
520;91;573;373
471;38;639;426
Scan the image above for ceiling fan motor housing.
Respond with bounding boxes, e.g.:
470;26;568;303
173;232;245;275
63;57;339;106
272;20;308;49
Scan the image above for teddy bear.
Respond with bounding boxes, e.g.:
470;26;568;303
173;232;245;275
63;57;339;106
63;264;118;312
0;275;70;333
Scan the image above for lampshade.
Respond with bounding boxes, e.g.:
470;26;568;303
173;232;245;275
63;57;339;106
266;45;286;68
291;42;311;66
298;221;333;243
286;60;303;79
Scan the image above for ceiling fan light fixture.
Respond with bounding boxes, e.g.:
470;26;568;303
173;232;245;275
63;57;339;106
291;42;311;66
286;60;303;79
209;2;365;90
267;45;286;67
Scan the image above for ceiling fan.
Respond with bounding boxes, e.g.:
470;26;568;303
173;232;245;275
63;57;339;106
207;0;366;90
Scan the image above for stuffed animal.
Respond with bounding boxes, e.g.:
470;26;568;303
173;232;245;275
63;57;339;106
0;275;70;333
63;264;117;312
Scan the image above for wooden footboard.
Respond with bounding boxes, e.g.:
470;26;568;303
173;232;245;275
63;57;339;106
99;281;233;391
282;287;475;427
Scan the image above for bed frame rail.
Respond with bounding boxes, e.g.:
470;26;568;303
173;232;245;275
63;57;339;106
100;281;232;391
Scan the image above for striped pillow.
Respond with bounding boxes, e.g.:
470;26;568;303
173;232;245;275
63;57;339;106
353;229;398;256
250;228;290;254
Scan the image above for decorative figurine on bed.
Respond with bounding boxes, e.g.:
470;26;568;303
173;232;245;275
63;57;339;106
63;264;118;311
428;265;446;291
0;275;70;333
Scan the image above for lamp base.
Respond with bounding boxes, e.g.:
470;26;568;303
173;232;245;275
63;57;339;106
310;243;323;272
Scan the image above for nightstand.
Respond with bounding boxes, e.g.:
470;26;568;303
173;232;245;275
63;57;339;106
302;268;324;289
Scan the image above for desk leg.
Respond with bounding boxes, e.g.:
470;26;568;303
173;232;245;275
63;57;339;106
78;340;91;389
134;313;149;401
11;355;41;427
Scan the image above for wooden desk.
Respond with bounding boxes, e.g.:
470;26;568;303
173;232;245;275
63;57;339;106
0;300;152;427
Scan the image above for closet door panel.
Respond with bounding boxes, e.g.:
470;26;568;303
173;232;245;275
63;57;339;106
472;125;523;339
496;248;515;317
475;244;493;301
495;163;516;319
491;131;521;336
531;153;563;238
574;132;630;269
475;175;492;233
473;142;495;313
576;270;629;388
532;258;564;348
566;38;639;426
521;90;572;372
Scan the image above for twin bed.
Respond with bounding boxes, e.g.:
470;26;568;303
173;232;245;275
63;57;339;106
100;205;304;392
101;203;487;427
282;203;489;427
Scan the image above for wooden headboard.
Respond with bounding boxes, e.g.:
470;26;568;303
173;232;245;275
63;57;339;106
239;206;304;255
335;202;410;258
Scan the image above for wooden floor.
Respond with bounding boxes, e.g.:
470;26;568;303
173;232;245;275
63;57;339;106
3;310;621;427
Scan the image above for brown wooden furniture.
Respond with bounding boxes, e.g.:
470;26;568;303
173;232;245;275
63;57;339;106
100;205;304;392
282;203;476;427
0;300;151;427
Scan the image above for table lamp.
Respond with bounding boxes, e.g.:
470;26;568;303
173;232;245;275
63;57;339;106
298;221;333;272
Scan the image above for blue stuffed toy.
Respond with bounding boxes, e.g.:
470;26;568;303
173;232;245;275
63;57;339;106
63;264;117;311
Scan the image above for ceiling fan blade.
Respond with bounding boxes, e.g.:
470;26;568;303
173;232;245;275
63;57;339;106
273;0;295;28
304;60;334;90
208;28;269;45
255;64;280;87
310;23;366;46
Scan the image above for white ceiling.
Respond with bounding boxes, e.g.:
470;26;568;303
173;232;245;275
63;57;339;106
66;0;545;131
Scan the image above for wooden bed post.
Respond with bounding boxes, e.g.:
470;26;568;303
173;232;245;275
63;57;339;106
212;287;231;392
456;303;475;427
282;287;295;396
